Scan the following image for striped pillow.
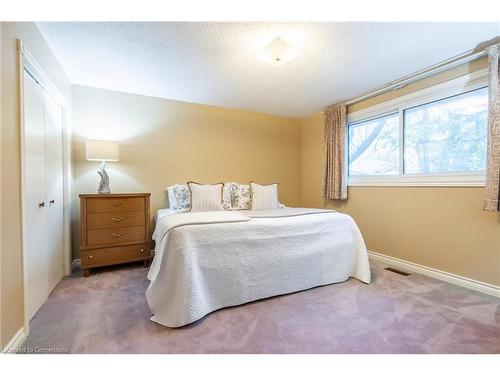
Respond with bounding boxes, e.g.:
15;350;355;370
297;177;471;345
250;182;280;210
188;182;224;212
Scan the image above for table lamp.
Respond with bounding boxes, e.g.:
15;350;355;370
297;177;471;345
85;140;119;194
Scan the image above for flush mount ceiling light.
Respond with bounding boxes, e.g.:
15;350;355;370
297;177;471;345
257;37;298;67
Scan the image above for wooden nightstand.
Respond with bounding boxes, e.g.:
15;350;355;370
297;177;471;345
79;193;152;277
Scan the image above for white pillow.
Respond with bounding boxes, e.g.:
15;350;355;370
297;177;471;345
167;184;190;210
250;182;280;210
188;182;224;212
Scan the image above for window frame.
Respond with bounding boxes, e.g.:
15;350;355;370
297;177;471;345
346;69;489;187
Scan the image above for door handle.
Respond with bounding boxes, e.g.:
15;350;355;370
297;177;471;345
38;202;45;208
49;200;55;206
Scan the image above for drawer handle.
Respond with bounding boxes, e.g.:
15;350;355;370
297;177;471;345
111;232;124;238
140;248;145;253
111;217;123;222
88;255;94;259
111;201;122;207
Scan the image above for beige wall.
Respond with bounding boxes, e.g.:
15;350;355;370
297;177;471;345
71;85;302;258
0;22;71;347
300;57;500;287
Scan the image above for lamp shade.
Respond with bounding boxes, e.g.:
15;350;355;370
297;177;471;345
85;140;119;161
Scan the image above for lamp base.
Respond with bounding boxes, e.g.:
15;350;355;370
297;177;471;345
97;161;111;194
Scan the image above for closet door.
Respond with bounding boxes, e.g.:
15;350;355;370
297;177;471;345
23;69;49;321
44;91;65;291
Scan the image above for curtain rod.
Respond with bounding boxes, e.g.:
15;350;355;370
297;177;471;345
337;37;500;108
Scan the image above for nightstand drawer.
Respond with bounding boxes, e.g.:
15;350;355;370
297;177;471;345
87;211;145;229
87;225;146;246
81;245;150;267
86;197;145;213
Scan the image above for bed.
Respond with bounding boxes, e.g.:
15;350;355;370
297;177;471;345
146;207;371;327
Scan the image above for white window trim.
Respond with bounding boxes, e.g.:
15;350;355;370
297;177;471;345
347;69;488;187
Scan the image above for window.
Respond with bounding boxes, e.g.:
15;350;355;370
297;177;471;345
348;113;399;175
347;71;488;186
404;87;488;174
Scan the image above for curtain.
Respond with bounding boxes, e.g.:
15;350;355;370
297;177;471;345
322;103;347;200
484;43;500;212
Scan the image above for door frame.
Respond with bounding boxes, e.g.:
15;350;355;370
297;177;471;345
18;40;72;335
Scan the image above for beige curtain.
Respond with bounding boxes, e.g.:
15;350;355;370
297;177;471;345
484;43;500;212
322;104;347;200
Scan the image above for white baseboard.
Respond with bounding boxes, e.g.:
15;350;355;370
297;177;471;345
369;250;500;298
2;327;27;354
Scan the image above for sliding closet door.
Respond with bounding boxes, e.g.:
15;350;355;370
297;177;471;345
23;69;49;321
44;91;65;291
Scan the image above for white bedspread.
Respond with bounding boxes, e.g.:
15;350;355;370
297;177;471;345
153;210;250;243
146;208;371;327
245;207;336;218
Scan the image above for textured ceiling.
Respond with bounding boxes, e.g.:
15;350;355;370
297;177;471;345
37;22;500;118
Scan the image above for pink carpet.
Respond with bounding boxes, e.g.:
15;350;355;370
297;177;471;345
22;261;500;353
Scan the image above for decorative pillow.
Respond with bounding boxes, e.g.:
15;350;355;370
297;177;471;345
249;182;280;210
167;184;190;210
167;186;179;209
188;182;224;212
222;183;235;210
234;183;251;210
223;182;251;210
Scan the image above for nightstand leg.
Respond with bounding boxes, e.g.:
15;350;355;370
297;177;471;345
143;259;149;267
83;268;90;277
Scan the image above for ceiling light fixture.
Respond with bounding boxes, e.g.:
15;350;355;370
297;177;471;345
257;37;298;67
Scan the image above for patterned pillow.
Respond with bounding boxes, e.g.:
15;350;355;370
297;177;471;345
222;183;234;210
167;184;190;210
234;183;251;210
223;182;251;210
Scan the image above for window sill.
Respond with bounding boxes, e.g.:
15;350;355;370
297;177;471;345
348;174;486;187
